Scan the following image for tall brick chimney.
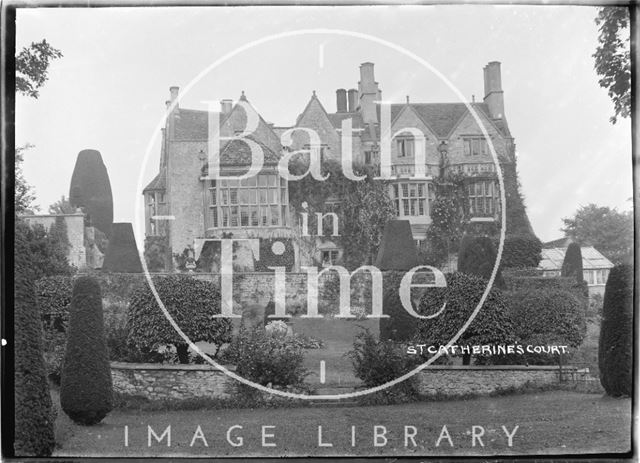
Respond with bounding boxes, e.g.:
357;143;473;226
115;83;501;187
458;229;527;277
221;99;233;115
347;88;358;112
358;62;380;124
483;62;504;119
336;89;347;112
169;86;179;108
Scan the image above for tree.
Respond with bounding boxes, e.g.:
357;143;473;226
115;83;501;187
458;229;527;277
48;195;75;214
507;290;586;365
60;277;113;425
457;235;505;289
287;159;395;269
561;242;584;283
598;264;632;397
126;275;233;363
14;221;56;456
15;144;38;215
562;204;633;264
16;39;63;99
416;272;516;365
15;218;73;281
593;7;631;124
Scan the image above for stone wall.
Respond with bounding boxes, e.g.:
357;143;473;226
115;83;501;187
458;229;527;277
112;362;573;401
416;365;576;397
111;362;236;400
23;213;86;268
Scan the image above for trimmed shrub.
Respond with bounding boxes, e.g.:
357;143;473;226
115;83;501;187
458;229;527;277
144;235;170;272
599;264;633;397
126;275;232;363
223;326;309;390
102;223;142;273
504;275;589;302
60;276;113;425
416;273;516;365
498;234;542;269
348;328;419;400
14;229;55;456
379;272;419;341
561;242;583;283
458;235;505;288
507;289;586;365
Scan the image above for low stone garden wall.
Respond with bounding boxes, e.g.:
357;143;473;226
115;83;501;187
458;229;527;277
111;362;576;401
111;362;237;400
416;365;578;397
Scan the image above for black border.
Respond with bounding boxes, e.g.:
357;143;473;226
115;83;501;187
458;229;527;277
1;1;636;461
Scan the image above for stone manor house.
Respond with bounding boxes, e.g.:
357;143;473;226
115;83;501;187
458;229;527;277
143;61;516;270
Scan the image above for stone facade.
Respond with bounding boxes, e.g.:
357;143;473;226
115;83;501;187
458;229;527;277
144;61;531;270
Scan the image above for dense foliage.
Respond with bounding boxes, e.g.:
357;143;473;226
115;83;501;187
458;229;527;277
348;328;419;399
144;235;170;272
562;203;633;265
15;219;73;281
287;159;395;269
507;290;586;365
457;235;505;288
61;277;113;425
379;272;420;342
14;228;56;456
416;273;516;365
126;275;232;363
599;264;633;397
223;326;308;390
593;7;631;123
254;238;295;272
561;242;584;283
15;144;38;215
16;39;63;98
498;234;542;268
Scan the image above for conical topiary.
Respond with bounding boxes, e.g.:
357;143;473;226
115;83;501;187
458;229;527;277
458;235;505;289
101;223;143;273
14;221;56;456
69;149;113;238
561;242;583;283
377;220;420;341
60;276;113;425
598;264;633;397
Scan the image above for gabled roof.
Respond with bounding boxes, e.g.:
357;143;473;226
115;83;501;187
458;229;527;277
327;111;365;130
217;137;280;166
538;246;614;272
143;169;166;192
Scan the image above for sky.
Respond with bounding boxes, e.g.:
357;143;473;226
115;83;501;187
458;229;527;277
15;5;633;242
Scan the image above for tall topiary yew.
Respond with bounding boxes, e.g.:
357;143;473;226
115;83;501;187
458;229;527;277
458;235;505;289
61;276;113;425
561;242;584;283
599;264;633;397
14;220;56;456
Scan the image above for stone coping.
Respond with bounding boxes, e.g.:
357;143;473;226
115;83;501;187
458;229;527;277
111;362;236;372
110;362;573;373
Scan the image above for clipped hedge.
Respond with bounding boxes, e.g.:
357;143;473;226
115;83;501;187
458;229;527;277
458;235;505;288
379;271;418;341
504;275;588;302
61;276;113;425
127;275;232;364
599;264;633;397
495;234;542;269
562;242;584;283
14;233;56;456
507;289;586;365
416;272;516;365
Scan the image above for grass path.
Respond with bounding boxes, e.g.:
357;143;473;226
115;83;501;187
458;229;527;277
53;390;631;458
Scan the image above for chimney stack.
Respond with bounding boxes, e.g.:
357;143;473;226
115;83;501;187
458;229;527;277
358;62;380;124
347;89;358;112
169;86;180;108
221;99;233;115
483;62;504;119
336;88;347;113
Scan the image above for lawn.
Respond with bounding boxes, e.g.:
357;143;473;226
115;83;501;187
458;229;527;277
52;390;631;458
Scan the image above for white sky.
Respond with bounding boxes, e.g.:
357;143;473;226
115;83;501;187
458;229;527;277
16;5;633;242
